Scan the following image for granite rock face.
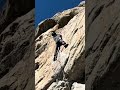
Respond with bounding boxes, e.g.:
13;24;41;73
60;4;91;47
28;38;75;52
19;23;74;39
35;2;85;90
0;0;35;90
0;0;34;34
47;81;70;90
78;1;85;7
86;0;120;90
71;83;85;90
0;9;35;90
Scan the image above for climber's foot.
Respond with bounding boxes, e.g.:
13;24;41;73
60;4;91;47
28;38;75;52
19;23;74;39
53;56;57;61
64;44;68;48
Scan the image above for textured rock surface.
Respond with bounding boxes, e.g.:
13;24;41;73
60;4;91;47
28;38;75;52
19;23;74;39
71;83;85;90
78;1;85;7
35;2;85;90
0;9;34;90
0;1;85;90
48;81;85;90
35;19;57;38
47;81;70;90
86;0;120;90
0;0;34;90
0;0;34;34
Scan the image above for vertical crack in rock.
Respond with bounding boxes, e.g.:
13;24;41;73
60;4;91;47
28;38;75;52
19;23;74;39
106;0;116;7
91;5;104;23
87;5;97;18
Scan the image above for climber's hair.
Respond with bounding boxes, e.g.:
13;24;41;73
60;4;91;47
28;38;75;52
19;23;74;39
51;31;57;36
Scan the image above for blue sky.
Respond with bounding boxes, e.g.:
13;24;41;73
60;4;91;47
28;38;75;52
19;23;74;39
35;0;83;26
0;0;83;26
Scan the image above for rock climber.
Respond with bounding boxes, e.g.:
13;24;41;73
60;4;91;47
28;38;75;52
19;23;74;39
51;31;68;61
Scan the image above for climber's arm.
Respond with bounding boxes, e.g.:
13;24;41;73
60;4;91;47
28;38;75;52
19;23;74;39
59;35;68;48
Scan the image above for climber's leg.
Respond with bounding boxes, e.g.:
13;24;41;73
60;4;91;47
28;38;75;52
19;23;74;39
54;44;59;61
